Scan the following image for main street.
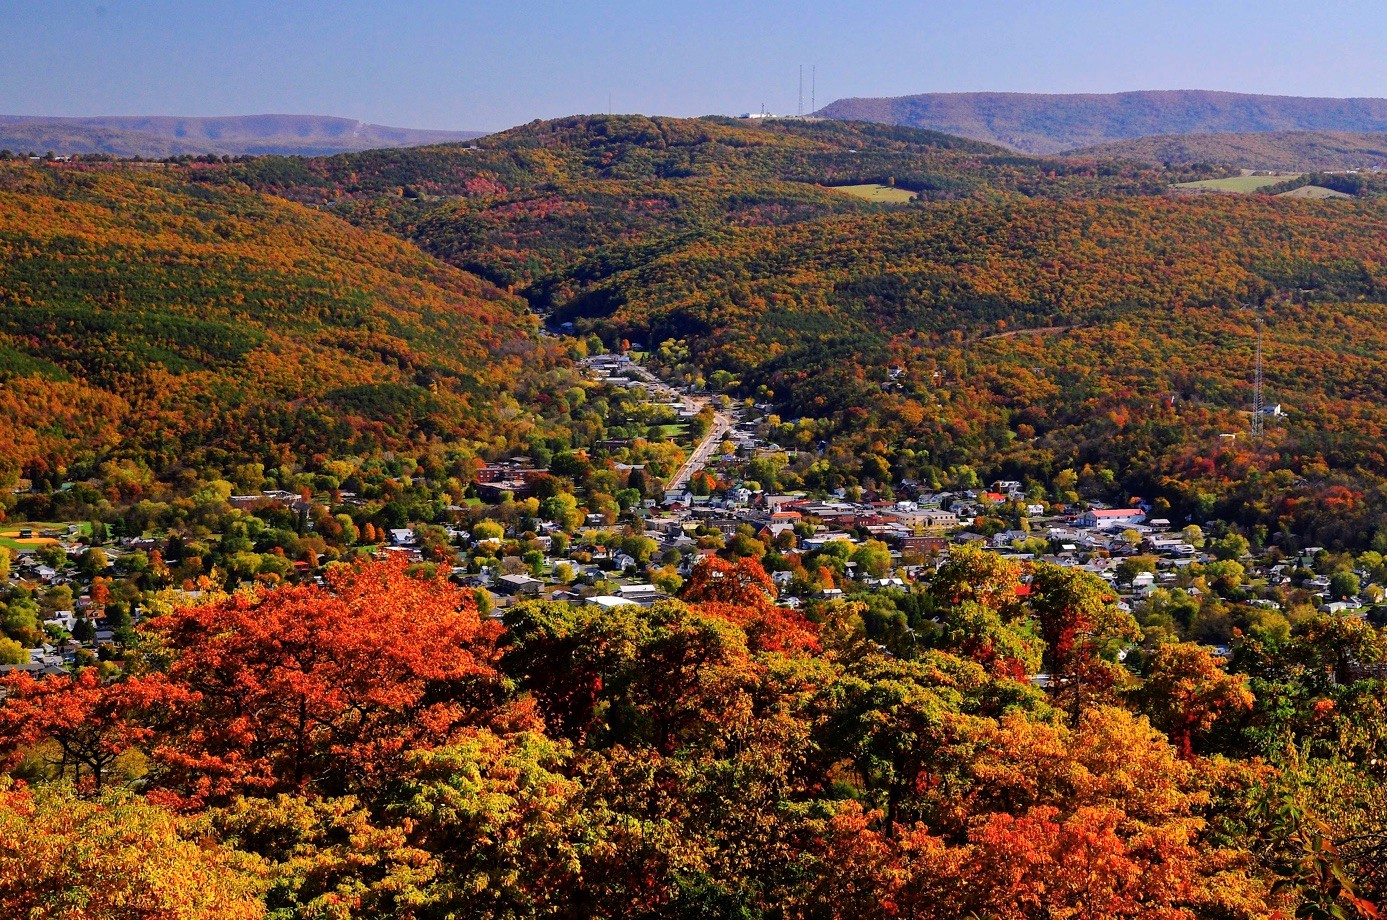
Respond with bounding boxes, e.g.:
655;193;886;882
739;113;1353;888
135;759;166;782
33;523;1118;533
581;355;736;498
665;407;733;495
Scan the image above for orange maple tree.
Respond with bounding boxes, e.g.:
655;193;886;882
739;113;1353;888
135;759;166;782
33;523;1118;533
143;555;526;805
680;555;819;653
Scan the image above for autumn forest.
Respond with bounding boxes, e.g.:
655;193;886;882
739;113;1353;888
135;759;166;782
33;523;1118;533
1;114;1386;917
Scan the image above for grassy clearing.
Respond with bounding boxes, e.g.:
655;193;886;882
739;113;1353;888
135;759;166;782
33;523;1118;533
0;538;55;551
1172;174;1300;193
1277;185;1352;199
827;183;919;204
648;424;689;439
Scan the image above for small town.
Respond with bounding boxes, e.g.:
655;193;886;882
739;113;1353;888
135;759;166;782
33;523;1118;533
4;348;1378;682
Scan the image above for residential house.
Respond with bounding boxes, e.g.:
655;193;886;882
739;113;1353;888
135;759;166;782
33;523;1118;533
497;574;544;597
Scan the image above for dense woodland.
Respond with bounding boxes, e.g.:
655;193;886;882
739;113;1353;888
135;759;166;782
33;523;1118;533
1;117;1387;917
3;552;1384;918
0;160;579;490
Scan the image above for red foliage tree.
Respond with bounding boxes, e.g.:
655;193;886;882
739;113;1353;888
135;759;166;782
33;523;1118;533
680;555;819;653
0;668;187;792
1026;561;1140;724
143;556;526;806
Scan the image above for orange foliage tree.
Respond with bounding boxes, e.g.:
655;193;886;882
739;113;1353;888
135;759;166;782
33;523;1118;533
1136;642;1254;759
143;556;524;805
680;555;820;653
0;668;187;792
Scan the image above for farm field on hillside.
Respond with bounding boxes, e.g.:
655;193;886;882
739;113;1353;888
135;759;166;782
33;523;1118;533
0;522;80;551
1277;184;1353;199
827;182;918;203
1172;173;1300;192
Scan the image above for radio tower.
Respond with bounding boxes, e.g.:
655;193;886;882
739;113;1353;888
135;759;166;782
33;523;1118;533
812;65;816;113
1251;318;1265;442
798;65;804;116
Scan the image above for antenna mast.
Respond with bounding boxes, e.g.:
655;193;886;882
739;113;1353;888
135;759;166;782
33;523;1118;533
1251;317;1265;442
798;65;804;116
812;65;816;113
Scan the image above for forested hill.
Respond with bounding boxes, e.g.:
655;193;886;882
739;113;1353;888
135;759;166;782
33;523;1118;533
558;192;1387;546
1069;130;1387;171
228;114;1188;296
814;90;1387;154
8;112;1387;918
0;159;558;487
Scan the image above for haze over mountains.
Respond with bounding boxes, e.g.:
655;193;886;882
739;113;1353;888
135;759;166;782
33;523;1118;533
814;90;1387;155
0;114;483;158
16;92;1387;170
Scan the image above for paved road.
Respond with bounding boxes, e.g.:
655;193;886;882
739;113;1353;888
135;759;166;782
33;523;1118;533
581;356;734;497
665;409;733;494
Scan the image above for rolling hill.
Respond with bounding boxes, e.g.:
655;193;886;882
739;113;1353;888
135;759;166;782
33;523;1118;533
814;90;1387;155
15;112;1359;542
1069;130;1387;171
0;114;483;158
230;114;1187;297
0;158;554;486
221;113;1387;547
555;192;1387;545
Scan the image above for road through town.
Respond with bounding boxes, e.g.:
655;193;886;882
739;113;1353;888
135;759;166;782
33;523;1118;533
582;356;735;498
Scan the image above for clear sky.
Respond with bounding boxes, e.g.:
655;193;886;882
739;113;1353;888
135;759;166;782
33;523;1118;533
4;0;1387;132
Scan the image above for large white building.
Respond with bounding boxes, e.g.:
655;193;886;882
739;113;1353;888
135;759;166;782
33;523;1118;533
1078;508;1145;529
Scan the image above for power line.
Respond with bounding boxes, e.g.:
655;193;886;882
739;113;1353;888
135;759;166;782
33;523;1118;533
1251;316;1265;442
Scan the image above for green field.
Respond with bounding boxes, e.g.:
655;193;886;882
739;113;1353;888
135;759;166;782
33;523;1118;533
828;183;919;204
1172;174;1301;193
649;423;689;439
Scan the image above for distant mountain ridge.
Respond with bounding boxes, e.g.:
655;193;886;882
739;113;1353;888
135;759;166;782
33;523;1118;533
0;114;483;158
814;90;1387;155
1068;130;1387;171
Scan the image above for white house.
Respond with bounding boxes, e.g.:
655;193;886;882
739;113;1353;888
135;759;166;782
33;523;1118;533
1078;508;1145;529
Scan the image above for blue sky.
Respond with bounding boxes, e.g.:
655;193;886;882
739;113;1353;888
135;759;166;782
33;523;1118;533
3;0;1386;131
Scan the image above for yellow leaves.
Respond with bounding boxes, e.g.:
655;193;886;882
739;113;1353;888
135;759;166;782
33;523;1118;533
0;780;268;919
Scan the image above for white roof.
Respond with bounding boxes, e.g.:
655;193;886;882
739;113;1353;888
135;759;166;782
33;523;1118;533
586;596;638;608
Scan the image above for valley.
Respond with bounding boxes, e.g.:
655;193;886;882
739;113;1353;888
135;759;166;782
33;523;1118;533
2;107;1387;918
